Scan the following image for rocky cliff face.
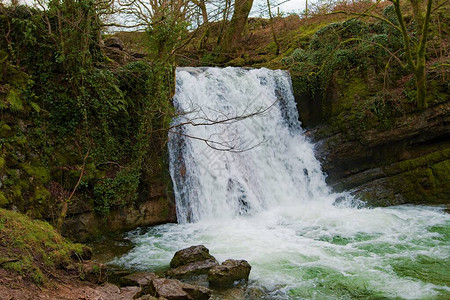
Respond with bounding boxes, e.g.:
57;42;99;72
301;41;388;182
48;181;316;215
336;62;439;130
305;101;450;206
62;184;177;242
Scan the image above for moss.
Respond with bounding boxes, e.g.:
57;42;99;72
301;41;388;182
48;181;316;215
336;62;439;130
0;192;8;206
159;196;170;218
0;208;87;285
430;159;450;201
227;56;245;67
33;185;51;206
5;89;23;111
21;163;51;184
432;159;450;186
332;75;370;132
0;122;11;136
386;148;450;175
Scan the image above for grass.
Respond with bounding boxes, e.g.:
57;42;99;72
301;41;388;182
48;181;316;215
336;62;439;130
0;208;88;284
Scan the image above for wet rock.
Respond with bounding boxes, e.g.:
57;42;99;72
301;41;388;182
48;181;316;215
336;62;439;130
149;278;189;300
208;259;251;287
167;259;218;277
179;283;211;300
104;37;124;50
170;245;216;268
120;272;158;287
149;278;211;300
121;272;159;296
245;286;266;299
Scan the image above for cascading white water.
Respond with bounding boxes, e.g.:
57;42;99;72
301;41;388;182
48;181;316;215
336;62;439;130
169;67;339;223
113;67;450;299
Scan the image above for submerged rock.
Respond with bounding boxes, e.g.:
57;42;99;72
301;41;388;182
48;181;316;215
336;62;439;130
208;259;251;287
170;245;217;268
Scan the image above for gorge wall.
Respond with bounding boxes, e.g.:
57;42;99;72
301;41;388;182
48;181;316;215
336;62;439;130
295;82;449;207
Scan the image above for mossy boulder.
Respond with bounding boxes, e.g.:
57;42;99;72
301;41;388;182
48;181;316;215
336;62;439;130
0;208;91;285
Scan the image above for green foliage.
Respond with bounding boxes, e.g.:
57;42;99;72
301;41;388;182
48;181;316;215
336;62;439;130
93;168;140;215
0;208;86;284
0;5;174;223
285;14;417;132
146;11;189;60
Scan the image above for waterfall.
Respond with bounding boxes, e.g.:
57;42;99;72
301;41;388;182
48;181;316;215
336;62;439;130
114;67;450;299
169;67;336;223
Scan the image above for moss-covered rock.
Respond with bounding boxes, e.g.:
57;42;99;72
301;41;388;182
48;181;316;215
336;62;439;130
0;208;89;284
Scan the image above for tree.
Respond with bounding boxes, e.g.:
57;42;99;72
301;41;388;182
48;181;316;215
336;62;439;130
390;0;433;109
334;0;440;109
266;0;280;55
220;0;253;53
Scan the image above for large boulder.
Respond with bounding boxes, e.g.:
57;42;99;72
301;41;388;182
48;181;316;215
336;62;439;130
168;245;218;277
149;278;211;300
207;259;251;287
170;245;216;268
167;259;218;277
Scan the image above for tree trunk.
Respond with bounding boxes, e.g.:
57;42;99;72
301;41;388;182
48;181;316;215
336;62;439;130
216;0;231;47
221;0;254;53
266;0;280;55
415;64;427;109
409;0;424;32
198;0;209;50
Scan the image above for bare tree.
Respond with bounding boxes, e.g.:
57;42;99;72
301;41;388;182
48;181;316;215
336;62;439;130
266;0;280;55
333;0;444;109
390;0;433;109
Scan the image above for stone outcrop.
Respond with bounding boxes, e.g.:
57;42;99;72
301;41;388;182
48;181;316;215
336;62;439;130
207;259;251;287
167;245;218;277
62;186;177;242
102;37;147;65
307;101;450;206
104;37;125;50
